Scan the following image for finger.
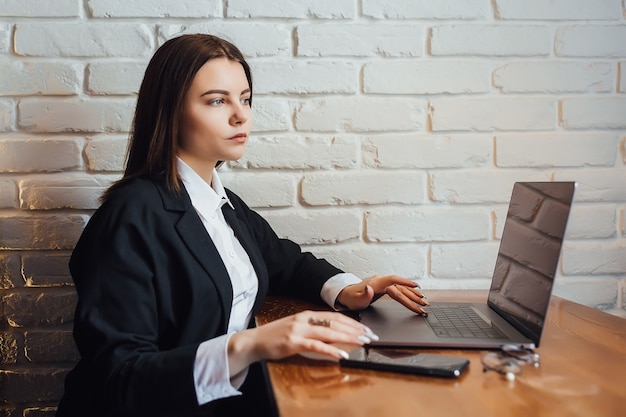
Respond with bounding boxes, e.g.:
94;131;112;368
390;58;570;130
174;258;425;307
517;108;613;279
298;338;352;360
386;285;429;316
301;311;368;335
395;285;429;306
386;276;420;288
305;321;371;347
304;311;378;342
367;275;419;293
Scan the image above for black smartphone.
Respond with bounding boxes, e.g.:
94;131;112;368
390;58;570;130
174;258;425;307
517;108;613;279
339;348;469;378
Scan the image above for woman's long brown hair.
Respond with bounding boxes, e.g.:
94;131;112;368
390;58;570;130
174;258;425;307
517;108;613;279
100;34;253;202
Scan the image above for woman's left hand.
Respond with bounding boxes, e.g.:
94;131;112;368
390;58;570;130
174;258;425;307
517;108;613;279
336;275;429;315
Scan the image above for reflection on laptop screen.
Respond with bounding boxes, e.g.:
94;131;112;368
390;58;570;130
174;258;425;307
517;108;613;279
487;182;575;346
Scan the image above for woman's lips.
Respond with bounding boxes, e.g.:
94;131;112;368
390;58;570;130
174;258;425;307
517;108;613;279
229;133;247;143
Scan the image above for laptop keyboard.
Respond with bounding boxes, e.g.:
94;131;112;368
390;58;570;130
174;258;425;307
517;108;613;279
425;305;505;339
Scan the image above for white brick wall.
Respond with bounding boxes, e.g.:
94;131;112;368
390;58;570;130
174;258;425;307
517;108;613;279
495;0;620;20
0;0;79;17
431;25;551;56
362;0;488;19
87;0;222;18
1;0;625;317
0;62;82;96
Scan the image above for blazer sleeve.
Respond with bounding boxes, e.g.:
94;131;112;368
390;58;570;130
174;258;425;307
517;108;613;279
225;189;343;304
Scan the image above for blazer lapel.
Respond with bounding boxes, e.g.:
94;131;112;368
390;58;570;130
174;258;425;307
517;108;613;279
154;178;234;332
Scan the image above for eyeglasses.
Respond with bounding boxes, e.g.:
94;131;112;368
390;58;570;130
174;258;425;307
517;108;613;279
481;344;540;381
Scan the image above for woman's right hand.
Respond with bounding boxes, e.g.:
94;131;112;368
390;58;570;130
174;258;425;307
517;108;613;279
227;310;377;377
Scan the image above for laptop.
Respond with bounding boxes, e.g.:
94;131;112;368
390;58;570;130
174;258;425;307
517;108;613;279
361;181;576;350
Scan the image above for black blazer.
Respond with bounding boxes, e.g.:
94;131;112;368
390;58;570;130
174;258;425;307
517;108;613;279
56;176;342;417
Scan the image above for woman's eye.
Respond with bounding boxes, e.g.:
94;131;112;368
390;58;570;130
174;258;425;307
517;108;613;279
241;97;251;106
208;98;224;106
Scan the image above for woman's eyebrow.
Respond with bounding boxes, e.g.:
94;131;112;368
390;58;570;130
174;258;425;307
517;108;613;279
200;89;229;97
201;88;251;97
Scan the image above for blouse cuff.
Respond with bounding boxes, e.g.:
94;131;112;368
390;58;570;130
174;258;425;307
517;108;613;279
193;333;247;405
320;272;362;310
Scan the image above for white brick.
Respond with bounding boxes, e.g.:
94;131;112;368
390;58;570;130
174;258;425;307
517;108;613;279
219;171;297;208
260;210;361;245
0;0;79;17
0;138;83;172
231;136;357;170
562;242;626;275
18;98;135;133
0;179;17;208
431;171;551;204
553;277;618;309
0;214;88;250
301;171;426;206
431;243;500;279
15;24;154;57
364;61;490;95
420;277;492;290
0;61;82;96
252;61;356;94
227;0;356;19
296;97;425;132
493;62;613;93
363;0;488;19
88;0;221;17
623;207;626;237
566;205;617;240
431;25;551;57
85;137;128;172
430;97;556;131
0;24;10;53
19;174;114;210
297;24;423;57
554;169;626;202
21;252;73;286
0;100;13;131
620;62;626;93
363;135;491;169
251;98;291;133
311;244;428;280
561;97;626;129
366;207;489;242
495;134;618;167
87;62;147;95
493;207;508;240
495;0;620;20
159;23;291;57
556;26;626;58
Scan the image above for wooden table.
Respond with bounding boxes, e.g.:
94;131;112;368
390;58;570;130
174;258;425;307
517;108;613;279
257;291;626;417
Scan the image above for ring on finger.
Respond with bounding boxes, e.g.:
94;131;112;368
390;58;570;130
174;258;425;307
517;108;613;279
308;317;331;327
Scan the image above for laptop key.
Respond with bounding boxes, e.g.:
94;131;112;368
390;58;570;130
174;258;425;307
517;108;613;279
425;305;506;339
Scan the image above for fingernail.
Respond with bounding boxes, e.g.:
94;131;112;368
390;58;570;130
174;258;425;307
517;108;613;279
363;328;380;341
423;300;430;306
338;349;350;360
368;332;380;341
421;311;429;317
357;335;372;344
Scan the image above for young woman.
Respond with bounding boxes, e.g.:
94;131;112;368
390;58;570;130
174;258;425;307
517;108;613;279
56;34;429;417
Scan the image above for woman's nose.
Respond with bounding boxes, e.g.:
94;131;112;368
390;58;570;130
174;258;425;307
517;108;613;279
230;103;249;126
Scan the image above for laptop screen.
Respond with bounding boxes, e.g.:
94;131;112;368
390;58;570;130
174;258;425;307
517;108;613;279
487;182;576;346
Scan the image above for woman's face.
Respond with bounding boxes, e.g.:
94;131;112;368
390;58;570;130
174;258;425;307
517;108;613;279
178;57;252;172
